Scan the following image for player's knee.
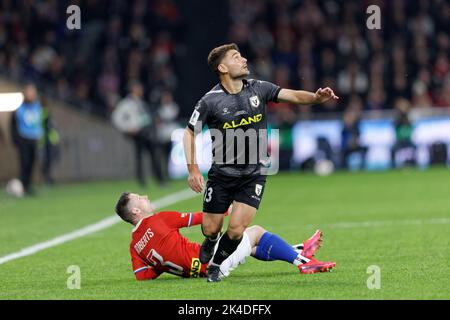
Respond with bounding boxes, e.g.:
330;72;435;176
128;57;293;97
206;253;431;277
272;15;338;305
202;227;221;238
227;224;246;240
253;225;267;240
252;225;266;234
201;222;222;238
246;225;266;243
202;214;224;237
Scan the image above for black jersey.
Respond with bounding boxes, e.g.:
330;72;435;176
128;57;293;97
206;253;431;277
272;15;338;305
187;79;281;177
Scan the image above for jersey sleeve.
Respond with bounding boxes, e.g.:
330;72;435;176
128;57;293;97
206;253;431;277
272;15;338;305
187;98;209;132
158;211;203;229
130;246;161;281
256;80;281;103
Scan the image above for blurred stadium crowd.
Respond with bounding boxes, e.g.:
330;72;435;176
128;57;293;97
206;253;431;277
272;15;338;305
0;0;449;120
0;0;449;189
0;0;183;118
230;0;450;115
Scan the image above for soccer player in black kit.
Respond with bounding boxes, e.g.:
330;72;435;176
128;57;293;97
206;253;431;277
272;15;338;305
183;43;339;282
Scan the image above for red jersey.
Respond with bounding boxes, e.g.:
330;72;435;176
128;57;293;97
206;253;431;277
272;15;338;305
129;211;207;280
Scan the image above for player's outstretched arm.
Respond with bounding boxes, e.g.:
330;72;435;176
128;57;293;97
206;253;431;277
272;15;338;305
159;211;204;229
277;87;339;105
185;212;203;227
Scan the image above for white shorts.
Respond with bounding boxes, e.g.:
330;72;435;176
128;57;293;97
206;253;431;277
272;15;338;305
216;231;252;278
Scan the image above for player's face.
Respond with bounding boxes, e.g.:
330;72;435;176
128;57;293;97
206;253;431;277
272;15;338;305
220;49;249;79
129;193;155;215
24;85;37;102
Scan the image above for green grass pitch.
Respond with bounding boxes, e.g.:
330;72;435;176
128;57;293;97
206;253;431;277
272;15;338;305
0;168;449;299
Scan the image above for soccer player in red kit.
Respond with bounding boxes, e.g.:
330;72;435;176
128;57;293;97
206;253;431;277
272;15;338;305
114;192;335;281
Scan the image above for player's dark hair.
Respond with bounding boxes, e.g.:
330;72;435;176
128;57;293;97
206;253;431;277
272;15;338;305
115;192;132;223
207;43;239;75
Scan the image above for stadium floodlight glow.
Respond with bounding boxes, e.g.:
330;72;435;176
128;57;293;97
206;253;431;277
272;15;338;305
0;92;24;112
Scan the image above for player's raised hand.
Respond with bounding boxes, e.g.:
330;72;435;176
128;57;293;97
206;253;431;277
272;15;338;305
314;87;339;104
188;168;204;193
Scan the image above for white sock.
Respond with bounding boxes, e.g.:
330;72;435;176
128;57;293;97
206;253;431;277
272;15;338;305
219;232;252;277
293;254;311;266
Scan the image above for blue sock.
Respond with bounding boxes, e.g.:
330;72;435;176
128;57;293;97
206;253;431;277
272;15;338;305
254;232;298;263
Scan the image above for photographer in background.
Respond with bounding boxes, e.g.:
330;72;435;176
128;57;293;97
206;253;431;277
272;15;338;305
112;81;164;188
10;83;42;196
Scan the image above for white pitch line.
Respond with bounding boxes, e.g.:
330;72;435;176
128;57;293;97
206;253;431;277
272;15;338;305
0;188;200;266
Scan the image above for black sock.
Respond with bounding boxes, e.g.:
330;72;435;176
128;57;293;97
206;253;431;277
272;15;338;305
212;232;242;265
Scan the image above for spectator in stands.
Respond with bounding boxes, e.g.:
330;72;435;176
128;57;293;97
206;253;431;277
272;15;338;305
391;98;416;168
340;100;367;170
337;61;369;97
10;83;42;195
155;90;180;183
0;1;448;120
435;76;450;108
411;82;433;109
365;88;387;110
112;81;164;187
